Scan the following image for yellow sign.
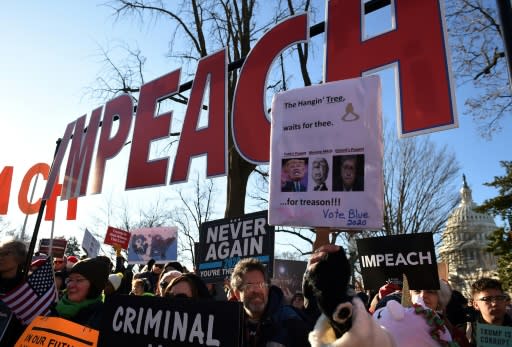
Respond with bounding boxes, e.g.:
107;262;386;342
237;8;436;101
15;316;98;347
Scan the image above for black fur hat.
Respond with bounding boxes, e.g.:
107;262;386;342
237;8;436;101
303;247;353;337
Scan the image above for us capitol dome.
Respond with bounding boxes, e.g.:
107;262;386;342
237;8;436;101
439;174;497;297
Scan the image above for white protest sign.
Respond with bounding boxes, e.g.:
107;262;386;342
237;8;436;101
269;76;383;228
82;228;100;257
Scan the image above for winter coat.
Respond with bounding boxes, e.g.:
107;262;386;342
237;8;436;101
242;285;310;347
0;274;25;347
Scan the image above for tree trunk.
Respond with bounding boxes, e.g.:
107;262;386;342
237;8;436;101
225;147;255;218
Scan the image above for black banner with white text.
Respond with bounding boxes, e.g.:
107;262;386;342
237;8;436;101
197;210;274;283
356;232;439;290
98;295;243;347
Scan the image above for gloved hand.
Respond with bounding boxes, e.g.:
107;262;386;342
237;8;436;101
303;245;353;337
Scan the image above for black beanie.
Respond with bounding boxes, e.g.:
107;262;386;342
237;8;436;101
70;258;110;299
164;261;184;273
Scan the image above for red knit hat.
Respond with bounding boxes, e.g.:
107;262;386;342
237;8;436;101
379;283;401;299
31;258;46;268
67;255;79;264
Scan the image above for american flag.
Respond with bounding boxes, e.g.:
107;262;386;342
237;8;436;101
1;257;58;325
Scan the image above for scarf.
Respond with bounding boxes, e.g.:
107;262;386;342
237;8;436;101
55;294;102;319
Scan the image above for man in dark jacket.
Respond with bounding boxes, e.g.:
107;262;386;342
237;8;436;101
230;258;310;347
468;277;512;346
133;259;163;294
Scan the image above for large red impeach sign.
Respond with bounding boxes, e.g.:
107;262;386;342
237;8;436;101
2;1;457;209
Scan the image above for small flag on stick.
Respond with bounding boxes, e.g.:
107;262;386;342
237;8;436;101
1;257;57;325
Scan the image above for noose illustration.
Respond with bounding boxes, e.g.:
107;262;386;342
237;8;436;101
342;103;360;121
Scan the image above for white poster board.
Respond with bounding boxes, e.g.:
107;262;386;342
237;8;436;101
269;76;383;228
81;228;100;257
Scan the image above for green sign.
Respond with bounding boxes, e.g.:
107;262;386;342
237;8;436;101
476;322;512;347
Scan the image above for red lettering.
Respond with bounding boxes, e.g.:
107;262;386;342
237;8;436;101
18;163;50;214
0;166;14;214
43;121;76;200
126;69;181;189
91;94;133;194
325;0;456;135
232;14;309;163
66;198;77;220
44;183;61;220
62;107;102;199
171;49;227;182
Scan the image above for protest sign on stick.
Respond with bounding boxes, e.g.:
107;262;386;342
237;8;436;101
269;76;383;229
197;211;274;283
127;227;178;264
104;226;131;250
15;316;98;347
82;228;100;257
98;295;243;347
356;232;439;290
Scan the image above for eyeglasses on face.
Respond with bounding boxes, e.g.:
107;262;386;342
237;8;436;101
0;250;13;257
476;295;508;303
240;282;269;291
65;277;88;285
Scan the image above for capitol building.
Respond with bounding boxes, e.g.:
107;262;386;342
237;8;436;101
439;175;498;297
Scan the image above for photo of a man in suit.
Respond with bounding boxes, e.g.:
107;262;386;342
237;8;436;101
311;157;329;191
281;158;308;192
332;154;364;191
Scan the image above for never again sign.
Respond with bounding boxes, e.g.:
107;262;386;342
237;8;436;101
197;211;274;282
98;295;243;347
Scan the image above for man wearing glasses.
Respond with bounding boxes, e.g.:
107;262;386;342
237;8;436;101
468;277;512;346
230;258;310;347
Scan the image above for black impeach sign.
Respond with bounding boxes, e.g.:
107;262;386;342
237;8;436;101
356;232;439;290
98;295;243;347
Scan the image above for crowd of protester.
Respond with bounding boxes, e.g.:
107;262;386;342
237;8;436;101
1;238;511;347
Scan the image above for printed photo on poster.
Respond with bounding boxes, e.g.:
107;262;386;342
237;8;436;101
281;158;308;192
310;157;329;191
332;154;364;192
127;227;178;264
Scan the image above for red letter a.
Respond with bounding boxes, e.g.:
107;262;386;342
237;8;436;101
171;49;227;183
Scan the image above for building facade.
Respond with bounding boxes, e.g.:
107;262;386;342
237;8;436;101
439;175;497;297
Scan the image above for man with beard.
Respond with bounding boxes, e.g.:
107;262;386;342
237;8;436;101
230;258;311;347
